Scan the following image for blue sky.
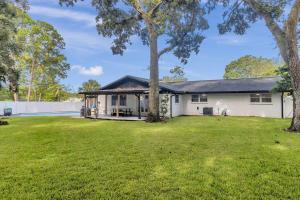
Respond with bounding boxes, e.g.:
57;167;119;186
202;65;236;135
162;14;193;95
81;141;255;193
28;0;281;91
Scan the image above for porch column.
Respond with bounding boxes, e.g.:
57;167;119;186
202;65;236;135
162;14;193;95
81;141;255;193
84;94;87;118
137;94;141;119
116;94;120;118
96;95;99;118
105;94;108;115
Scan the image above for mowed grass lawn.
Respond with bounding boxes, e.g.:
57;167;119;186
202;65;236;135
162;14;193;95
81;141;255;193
1;116;300;199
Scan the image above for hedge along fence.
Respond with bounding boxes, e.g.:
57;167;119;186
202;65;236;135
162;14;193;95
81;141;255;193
0;101;83;115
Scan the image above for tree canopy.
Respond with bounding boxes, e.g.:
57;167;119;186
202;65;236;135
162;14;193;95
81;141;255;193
0;1;18;87
223;55;278;79
16;13;70;101
161;66;187;82
273;66;292;94
0;1;71;102
60;0;208;63
79;80;101;92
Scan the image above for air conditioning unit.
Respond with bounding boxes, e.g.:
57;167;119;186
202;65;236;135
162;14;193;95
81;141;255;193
203;107;213;116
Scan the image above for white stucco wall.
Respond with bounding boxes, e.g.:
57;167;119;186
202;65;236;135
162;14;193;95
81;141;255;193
180;93;283;118
95;93;293;119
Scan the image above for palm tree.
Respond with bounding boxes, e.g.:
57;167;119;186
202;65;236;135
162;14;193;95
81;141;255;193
78;80;101;92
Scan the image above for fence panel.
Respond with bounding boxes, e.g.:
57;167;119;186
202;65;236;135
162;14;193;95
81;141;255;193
0;101;83;115
284;96;293;118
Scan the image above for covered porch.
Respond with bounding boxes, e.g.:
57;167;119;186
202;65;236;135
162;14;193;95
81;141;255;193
82;88;149;120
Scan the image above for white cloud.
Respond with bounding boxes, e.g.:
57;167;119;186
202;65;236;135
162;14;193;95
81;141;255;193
72;65;104;76
210;35;247;46
60;29;112;53
29;5;96;26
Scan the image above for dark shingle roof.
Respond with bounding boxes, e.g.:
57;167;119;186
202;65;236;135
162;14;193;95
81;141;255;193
168;76;282;93
96;75;282;94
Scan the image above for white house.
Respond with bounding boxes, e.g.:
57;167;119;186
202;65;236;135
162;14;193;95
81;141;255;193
81;75;293;120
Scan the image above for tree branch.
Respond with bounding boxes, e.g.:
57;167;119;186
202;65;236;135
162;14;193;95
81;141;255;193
245;0;288;62
149;0;165;17
285;0;300;32
284;0;300;88
158;1;197;58
158;43;177;58
224;1;243;21
130;0;145;16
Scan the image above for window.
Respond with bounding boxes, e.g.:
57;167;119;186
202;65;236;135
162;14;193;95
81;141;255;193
120;95;127;106
250;94;260;103
192;95;199;102
250;93;272;103
111;95;117;106
175;95;179;103
261;94;272;103
192;94;208;103
111;95;127;106
200;94;208;102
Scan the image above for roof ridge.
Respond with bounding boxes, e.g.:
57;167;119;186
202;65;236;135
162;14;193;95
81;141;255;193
171;76;280;84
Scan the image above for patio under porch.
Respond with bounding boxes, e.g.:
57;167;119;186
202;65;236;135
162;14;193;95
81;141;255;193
82;89;149;121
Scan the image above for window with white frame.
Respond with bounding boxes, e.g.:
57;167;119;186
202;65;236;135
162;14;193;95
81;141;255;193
175;95;179;103
191;94;208;103
191;95;199;102
120;95;127;106
250;93;272;103
261;94;272;103
250;94;260;103
111;95;127;106
111;95;117;106
200;94;208;102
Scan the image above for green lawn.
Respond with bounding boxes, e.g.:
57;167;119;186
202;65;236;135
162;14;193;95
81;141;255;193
1;116;300;199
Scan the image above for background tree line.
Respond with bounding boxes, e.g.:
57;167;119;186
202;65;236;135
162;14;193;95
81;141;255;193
0;0;76;102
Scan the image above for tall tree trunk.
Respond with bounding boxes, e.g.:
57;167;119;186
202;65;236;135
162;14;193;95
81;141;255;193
148;33;160;121
27;84;31;102
13;92;18;102
290;90;300;131
33;87;37;101
250;0;300;131
27;64;35;102
9;83;19;102
284;1;300;131
284;29;300;131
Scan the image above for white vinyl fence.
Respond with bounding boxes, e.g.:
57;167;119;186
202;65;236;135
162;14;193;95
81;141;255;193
283;96;293;118
0;101;83;115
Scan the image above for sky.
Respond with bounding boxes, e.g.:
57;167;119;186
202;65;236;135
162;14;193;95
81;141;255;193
28;0;282;91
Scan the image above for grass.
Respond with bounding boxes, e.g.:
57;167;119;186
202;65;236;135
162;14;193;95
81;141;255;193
1;116;300;199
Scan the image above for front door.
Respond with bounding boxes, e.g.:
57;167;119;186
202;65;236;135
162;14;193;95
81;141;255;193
140;95;149;116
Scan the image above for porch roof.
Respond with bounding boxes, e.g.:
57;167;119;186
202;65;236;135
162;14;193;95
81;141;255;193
80;88;149;95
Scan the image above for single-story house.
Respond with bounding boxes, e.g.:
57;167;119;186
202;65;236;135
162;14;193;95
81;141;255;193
80;75;293;120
